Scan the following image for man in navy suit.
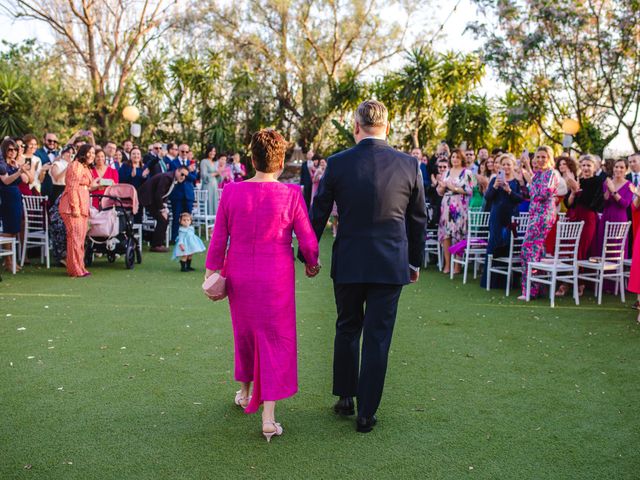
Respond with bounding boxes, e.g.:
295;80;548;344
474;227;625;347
34;132;60;199
168;143;197;242
307;100;427;433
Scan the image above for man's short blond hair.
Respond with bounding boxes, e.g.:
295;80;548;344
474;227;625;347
355;100;388;130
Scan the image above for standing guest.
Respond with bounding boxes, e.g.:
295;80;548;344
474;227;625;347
139;168;188;252
628;193;640;316
168;144;197;242
114;148;125;168
466;148;480;174
59;145;99;277
308;100;426;433
544;155;577;254
300;149;314;209
481;154;524;288
518;146;559;300
34;132;60;198
200;145;220;215
118;146;148;190
172;212;206;272
564;155;604;261
593;155;608;183
625;152;640;255
0;139;33;271
104;141;119;168
427;158;449;229
311;156;324;204
23;134;51;193
595;159;632;253
205;129;320;441
427;141;450;177
122;139;133;163
49;146;75;205
49;196;67;267
146;143;168;176
91;148;120;209
217;154;233;189
231;152;247;182
437;148;474;274
411;148;430;194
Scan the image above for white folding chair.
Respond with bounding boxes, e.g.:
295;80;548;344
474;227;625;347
526;221;584;308
192;189;215;239
577;221;630;304
0;236;18;274
486;213;530;296
451;211;491;284
423;229;442;270
21;195;50;268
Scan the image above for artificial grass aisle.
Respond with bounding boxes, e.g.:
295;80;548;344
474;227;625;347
1;235;639;479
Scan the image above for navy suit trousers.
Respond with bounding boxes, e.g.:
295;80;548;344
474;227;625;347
332;282;403;418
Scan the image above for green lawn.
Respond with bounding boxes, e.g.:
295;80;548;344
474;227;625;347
1;236;639;479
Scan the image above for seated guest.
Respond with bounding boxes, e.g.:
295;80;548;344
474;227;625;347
480;154;523;288
91;148;119;209
557;154;604;296
139;167;188;252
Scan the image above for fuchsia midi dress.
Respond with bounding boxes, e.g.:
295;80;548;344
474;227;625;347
206;182;319;414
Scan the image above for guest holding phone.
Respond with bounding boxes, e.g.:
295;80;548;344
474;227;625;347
481;154;523;288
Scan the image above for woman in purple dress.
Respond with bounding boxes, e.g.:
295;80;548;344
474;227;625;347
205;130;320;442
596;158;633;253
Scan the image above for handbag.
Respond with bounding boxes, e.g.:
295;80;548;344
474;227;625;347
202;273;227;301
88;207;119;238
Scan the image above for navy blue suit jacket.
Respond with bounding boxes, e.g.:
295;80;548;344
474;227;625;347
168;158;196;201
310;138;427;285
35;147;57;197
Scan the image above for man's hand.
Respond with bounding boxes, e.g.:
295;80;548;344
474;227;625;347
161;208;169;220
410;269;420;283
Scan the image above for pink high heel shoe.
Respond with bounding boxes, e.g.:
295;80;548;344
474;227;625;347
234;390;250;409
262;421;283;443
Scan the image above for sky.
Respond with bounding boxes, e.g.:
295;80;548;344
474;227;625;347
0;0;633;154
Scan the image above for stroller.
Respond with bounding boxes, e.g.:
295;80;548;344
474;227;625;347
86;184;142;269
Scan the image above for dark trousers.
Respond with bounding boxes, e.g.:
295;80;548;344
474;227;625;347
149;207;168;247
170;198;193;241
332;282;403;418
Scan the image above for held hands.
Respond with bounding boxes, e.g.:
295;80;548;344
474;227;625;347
305;263;321;278
142;168;149;178
203;268;225;301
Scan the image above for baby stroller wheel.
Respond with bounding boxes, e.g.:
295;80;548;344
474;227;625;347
85;242;94;267
125;239;135;269
135;243;142;264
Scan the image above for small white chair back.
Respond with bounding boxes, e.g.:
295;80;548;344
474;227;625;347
601;221;630;263
554;221;584;263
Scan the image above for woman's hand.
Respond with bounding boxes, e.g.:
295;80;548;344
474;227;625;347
90;177;101;191
503;182;512;194
305;263;321;278
605;177;615;193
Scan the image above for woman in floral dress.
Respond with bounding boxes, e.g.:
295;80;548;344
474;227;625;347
437;148;474;274
518;146;559;300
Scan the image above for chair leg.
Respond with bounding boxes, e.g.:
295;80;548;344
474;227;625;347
463;253;469;284
506;266;511;297
526;265;532;302
486;255;492;292
597;269;604;305
550;272;556;308
12;241;16;274
573;268;580;306
619;269;626;303
437;246;442;271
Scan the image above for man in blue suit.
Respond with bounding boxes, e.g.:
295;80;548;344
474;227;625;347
168;143;197;242
307;100;427;433
34;132;60;199
299;149;314;209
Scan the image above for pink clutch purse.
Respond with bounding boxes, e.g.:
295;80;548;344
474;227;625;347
202;273;227;300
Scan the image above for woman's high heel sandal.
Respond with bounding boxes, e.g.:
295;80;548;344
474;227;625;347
234;390;250;409
262;421;283;443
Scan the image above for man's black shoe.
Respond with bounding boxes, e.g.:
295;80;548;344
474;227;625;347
356;415;377;433
333;396;355;416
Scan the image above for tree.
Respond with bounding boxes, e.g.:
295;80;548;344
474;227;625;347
446;94;492;149
470;0;640;154
194;0;426;148
4;0;180;140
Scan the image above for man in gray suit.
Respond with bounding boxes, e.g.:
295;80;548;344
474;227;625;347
308;100;427;432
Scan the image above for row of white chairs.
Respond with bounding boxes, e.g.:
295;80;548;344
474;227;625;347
424;208;632;308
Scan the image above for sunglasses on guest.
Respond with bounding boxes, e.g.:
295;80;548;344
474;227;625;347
46;139;58;144
179;150;190;154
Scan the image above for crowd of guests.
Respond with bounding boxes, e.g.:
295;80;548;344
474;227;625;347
407;142;640;311
0;130;248;277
